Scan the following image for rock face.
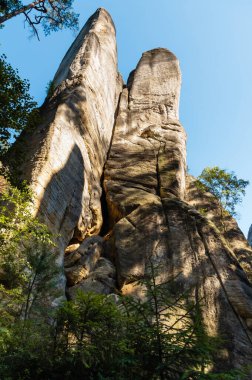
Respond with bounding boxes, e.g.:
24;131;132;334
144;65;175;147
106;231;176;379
6;8;252;375
104;49;186;286
103;48;252;371
187;175;252;281
248;225;252;246
8;8;122;264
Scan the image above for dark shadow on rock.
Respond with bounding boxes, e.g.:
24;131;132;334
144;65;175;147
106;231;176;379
36;143;85;251
162;198;252;373
102;138;252;373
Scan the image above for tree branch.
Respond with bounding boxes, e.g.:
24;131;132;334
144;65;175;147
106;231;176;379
0;0;43;24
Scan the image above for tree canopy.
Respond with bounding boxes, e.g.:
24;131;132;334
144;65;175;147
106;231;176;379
0;180;60;323
0;54;37;157
0;2;79;155
0;0;79;38
197;166;249;217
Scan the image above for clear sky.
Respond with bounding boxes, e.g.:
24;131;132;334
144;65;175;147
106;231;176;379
1;0;252;236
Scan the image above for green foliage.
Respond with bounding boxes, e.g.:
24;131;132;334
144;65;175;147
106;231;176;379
0;286;248;379
0;318;55;379
122;259;218;380
53;292;133;379
0;55;37;157
197;166;249;217
0;186;248;379
46;79;56;98
0;180;60;324
0;291;131;380
0;0;22;15
0;0;79;38
0;179;62;378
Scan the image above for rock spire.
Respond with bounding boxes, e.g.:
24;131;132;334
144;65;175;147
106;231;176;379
6;8;252;375
8;8;123;261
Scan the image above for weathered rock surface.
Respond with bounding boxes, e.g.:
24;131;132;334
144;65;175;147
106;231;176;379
248;225;252;246
186;175;252;281
5;8;252;374
103;49;252;371
105;49;186;211
103;49;186;287
67;256;116;299
7;8;123;263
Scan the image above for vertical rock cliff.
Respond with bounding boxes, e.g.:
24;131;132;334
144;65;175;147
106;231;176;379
103;48;252;371
104;48;186;287
8;8;123;267
6;8;252;374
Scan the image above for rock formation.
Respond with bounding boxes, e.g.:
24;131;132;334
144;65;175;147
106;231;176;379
248;225;252;246
7;8;122;271
104;48;186;288
6;7;252;375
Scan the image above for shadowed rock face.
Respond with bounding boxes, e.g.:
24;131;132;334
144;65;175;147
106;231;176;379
248;225;252;246
7;8;123;262
5;8;252;374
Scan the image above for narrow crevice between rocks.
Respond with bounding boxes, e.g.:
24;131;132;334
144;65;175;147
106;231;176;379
156;144;162;197
99;171;111;237
100;88;123;236
106;86;124;158
63;86;124;298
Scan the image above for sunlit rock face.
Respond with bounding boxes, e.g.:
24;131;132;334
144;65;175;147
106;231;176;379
103;49;252;372
186;175;252;282
104;48;186;284
8;8;123;259
6;8;252;374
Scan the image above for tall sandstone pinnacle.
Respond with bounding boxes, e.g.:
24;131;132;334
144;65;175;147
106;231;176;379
6;8;252;374
104;47;252;372
8;8;123;262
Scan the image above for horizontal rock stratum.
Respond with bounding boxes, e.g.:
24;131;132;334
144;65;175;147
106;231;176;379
6;7;252;375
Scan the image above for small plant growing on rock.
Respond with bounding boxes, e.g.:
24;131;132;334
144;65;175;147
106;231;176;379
46;79;56;99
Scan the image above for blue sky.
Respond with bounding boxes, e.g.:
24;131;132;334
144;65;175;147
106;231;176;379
1;0;252;235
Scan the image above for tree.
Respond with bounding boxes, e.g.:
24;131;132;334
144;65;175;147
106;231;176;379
122;259;219;380
0;179;60;324
0;179;61;379
0;268;246;379
0;291;133;380
0;55;37;157
0;181;247;379
0;0;79;39
197;166;249;218
54;292;133;380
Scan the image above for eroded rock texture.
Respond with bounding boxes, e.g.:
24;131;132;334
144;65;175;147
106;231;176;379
8;8;123;263
187;175;252;282
103;49;252;371
6;8;252;374
104;49;186;285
